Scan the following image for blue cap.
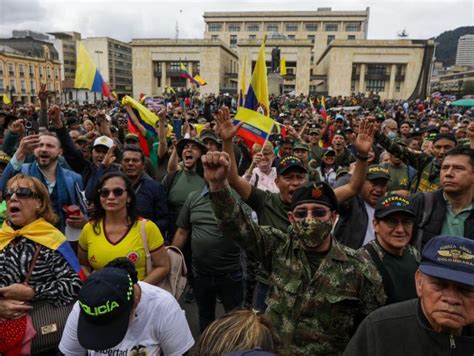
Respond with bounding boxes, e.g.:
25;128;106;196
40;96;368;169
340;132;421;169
420;235;474;287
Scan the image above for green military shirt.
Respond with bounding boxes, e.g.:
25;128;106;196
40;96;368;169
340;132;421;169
376;133;440;193
335;148;356;168
380;162;412;192
210;187;386;355
441;193;474;237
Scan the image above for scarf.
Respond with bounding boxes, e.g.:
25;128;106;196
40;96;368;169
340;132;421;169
0;218;86;281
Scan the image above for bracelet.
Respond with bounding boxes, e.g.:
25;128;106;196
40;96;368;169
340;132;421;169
356;153;369;161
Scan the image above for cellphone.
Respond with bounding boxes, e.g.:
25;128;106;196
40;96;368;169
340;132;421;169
63;205;81;219
172;118;183;140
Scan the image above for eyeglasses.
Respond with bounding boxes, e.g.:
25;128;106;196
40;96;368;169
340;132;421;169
293;207;330;219
99;188;127;198
4;187;39;201
381;217;415;229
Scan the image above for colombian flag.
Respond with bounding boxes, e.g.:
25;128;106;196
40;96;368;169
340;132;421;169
180;63;199;85
74;42;110;97
319;96;327;118
193;75;207;86
234;37;274;148
122;95;159;157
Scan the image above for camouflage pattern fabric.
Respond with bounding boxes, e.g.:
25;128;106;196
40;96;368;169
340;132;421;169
210;187;386;355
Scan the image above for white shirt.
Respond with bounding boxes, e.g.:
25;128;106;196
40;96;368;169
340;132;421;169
248;167;279;193
59;282;194;356
362;202;376;246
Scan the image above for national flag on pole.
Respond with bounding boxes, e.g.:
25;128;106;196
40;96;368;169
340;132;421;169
2;94;11;105
280;57;286;76
74;42;110;96
234;36;275;148
319;96;327;118
179;63;199;85
122;95;160;157
193;75;207;86
238;56;247;107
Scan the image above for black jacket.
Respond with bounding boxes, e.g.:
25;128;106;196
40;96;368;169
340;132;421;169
410;189;474;249
344;299;474;356
335;195;369;249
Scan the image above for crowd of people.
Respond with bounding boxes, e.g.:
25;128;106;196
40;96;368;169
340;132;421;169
0;85;473;355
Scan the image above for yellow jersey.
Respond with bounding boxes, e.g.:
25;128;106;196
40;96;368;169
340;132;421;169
79;219;164;280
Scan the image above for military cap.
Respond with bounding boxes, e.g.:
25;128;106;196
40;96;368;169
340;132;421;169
124;133;139;142
277;155;307;176
293;141;309;151
366;165;390;181
374;194;416;219
433;133;457;145
290;181;338;212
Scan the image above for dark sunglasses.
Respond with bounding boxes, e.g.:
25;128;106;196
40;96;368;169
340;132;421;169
293;207;330;219
4;187;39;200
98;188;127;198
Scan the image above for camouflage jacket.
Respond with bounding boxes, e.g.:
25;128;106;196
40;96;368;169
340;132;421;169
210;187;386;356
376;132;440;193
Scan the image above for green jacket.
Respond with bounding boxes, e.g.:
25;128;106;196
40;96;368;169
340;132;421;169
210;187;386;355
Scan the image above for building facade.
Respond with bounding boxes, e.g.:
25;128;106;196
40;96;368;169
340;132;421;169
431;65;474;94
83;37;133;96
0;38;62;104
455;35;474;68
131;39;238;97
316;39;435;100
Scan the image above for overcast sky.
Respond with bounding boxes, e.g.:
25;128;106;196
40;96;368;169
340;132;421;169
0;0;472;42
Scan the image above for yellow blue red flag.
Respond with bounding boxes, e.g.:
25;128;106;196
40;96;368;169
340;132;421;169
244;37;269;115
74;42;110;96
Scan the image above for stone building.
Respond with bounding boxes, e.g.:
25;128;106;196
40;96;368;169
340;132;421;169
131;39;238;97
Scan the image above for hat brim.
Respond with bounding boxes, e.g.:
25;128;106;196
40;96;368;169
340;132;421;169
176;138;207;158
78;301;133;350
366;173;391;181
291;199;335;211
278;165;307;176
374;209;416;219
420;263;474;287
93;144;112;150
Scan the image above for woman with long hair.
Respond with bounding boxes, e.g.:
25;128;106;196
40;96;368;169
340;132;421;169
78;172;169;284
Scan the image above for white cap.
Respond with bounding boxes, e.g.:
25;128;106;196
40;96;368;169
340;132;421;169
93;136;114;149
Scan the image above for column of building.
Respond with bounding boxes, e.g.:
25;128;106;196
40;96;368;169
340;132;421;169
358;63;366;94
387;64;396;99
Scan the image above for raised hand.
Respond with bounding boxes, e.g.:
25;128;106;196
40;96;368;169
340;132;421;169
215;106;243;142
38;83;48;103
48;105;63;128
202;151;230;190
354;119;375;155
102;145;117;168
10;119;25;135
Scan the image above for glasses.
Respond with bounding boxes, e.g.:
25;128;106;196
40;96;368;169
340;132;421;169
4;187;39;201
99;188;127;198
382;217;415;229
293;207;330;219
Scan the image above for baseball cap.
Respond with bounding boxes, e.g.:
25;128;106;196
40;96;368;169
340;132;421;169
366;165;390;181
200;129;220;145
93;135;114;149
323;147;336;156
277;155;307;176
334;129;345;138
309;128;320;135
76;135;88;143
374;194;416;219
124;133;139;143
290;181;338;212
419;235;474;287
293;141;309;151
433;133;457;145
78;268;135;350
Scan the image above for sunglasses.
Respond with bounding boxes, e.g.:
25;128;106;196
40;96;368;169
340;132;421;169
293;207;330;219
4;187;39;201
99;188;127;198
381;217;415;229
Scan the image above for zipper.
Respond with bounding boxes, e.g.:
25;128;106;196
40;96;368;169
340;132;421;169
449;334;456;354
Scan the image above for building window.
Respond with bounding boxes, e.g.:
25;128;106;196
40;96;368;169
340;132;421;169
345;22;361;32
208;23;222;32
396;64;406;76
19;64;25;77
169;62;181;72
286;23;299;32
327;35;335;45
325;23;338;32
48;82;53;91
29;64;34;76
351;79;357;91
20;79;26;94
47;66;51;78
247;23;260;32
367;64;388;75
366;80;385;92
249;34;256;40
266;23;279;32
395;81;401;92
0;78;3;90
30;80;36;94
288;35;295;39
0;62;3;75
10;79;16;92
39;66;43;77
348;35;356;40
307;35;315;44
228;23;240;32
305;23;318;32
55;68;59;79
230;35;237;48
211;35;219;40
8;63;15;76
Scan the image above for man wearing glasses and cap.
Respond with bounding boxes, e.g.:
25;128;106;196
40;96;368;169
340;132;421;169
203;151;385;355
345;235;474;355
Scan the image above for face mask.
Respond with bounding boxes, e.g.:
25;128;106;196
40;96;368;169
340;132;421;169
387;131;398;140
291;218;333;248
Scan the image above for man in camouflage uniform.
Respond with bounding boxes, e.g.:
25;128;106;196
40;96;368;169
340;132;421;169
375;131;457;193
202;151;386;355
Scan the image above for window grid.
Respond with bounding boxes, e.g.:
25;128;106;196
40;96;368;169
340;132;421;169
366;80;385;92
325;23;338;32
286;23;299;32
305;23;318;32
247;23;260;32
345;23;361;32
208;23;222;32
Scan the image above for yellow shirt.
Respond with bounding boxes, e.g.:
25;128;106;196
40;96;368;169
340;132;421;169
79;219;164;280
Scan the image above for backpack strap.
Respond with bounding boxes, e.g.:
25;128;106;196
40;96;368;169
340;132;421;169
365;243;396;305
415;191;435;251
24;244;42;284
163;170;179;197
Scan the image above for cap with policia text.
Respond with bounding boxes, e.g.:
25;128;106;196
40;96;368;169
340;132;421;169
78;267;135;350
